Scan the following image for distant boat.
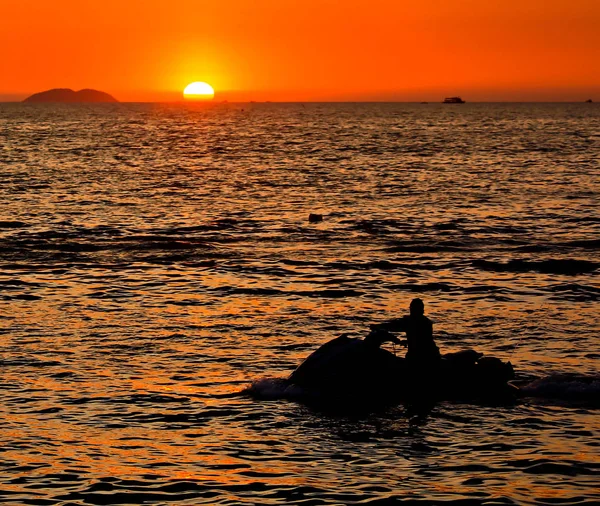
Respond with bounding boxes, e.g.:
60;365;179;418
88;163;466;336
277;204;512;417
585;99;593;103
443;96;466;104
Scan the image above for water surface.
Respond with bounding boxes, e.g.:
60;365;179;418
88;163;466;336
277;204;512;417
1;102;599;504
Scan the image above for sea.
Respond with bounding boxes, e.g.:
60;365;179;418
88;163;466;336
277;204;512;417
0;102;598;505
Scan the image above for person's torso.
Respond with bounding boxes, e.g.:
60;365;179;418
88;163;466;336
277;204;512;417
404;316;439;360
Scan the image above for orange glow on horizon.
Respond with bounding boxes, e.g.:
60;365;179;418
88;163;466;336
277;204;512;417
1;0;599;102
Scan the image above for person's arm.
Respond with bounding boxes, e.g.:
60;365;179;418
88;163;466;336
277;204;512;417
364;328;404;347
370;317;407;333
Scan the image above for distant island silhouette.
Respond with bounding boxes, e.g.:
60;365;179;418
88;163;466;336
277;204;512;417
23;88;118;103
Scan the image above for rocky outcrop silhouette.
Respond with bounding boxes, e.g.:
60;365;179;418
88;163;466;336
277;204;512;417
23;88;118;103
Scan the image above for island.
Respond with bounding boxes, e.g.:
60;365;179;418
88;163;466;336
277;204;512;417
23;88;118;103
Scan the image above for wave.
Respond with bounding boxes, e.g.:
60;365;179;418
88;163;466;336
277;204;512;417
214;287;365;298
472;259;599;275
563;238;600;249
0;231;224;267
244;377;300;400
250;374;600;407
388;282;457;293
548;283;600;301
386;241;469;253
325;259;459;271
0;221;28;229
522;374;600;404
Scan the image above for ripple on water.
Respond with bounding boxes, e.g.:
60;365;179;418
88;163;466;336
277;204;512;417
0;102;599;505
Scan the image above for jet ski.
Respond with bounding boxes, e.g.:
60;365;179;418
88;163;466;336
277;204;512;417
285;333;518;407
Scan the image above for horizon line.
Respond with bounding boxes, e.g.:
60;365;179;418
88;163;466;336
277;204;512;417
0;100;596;104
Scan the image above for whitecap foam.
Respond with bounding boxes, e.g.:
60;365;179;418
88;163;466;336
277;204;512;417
244;377;305;401
522;374;600;403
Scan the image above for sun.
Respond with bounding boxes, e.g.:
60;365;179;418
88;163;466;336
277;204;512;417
183;82;215;101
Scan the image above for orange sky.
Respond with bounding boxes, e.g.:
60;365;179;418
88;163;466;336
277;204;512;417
1;0;599;102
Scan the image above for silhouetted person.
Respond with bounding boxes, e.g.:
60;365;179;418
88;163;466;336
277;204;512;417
370;298;440;367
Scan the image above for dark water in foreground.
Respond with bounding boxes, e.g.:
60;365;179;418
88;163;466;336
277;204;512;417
0;102;599;504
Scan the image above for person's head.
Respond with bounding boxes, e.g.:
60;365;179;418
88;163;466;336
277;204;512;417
409;298;425;316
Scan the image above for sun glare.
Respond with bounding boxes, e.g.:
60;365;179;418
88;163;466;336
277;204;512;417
183;82;215;100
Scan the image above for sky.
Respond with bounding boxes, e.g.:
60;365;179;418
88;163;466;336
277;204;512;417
1;0;599;102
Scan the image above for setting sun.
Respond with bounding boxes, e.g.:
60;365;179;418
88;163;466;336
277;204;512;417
183;82;215;101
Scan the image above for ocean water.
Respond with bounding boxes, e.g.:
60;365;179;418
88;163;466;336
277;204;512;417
0;102;598;505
